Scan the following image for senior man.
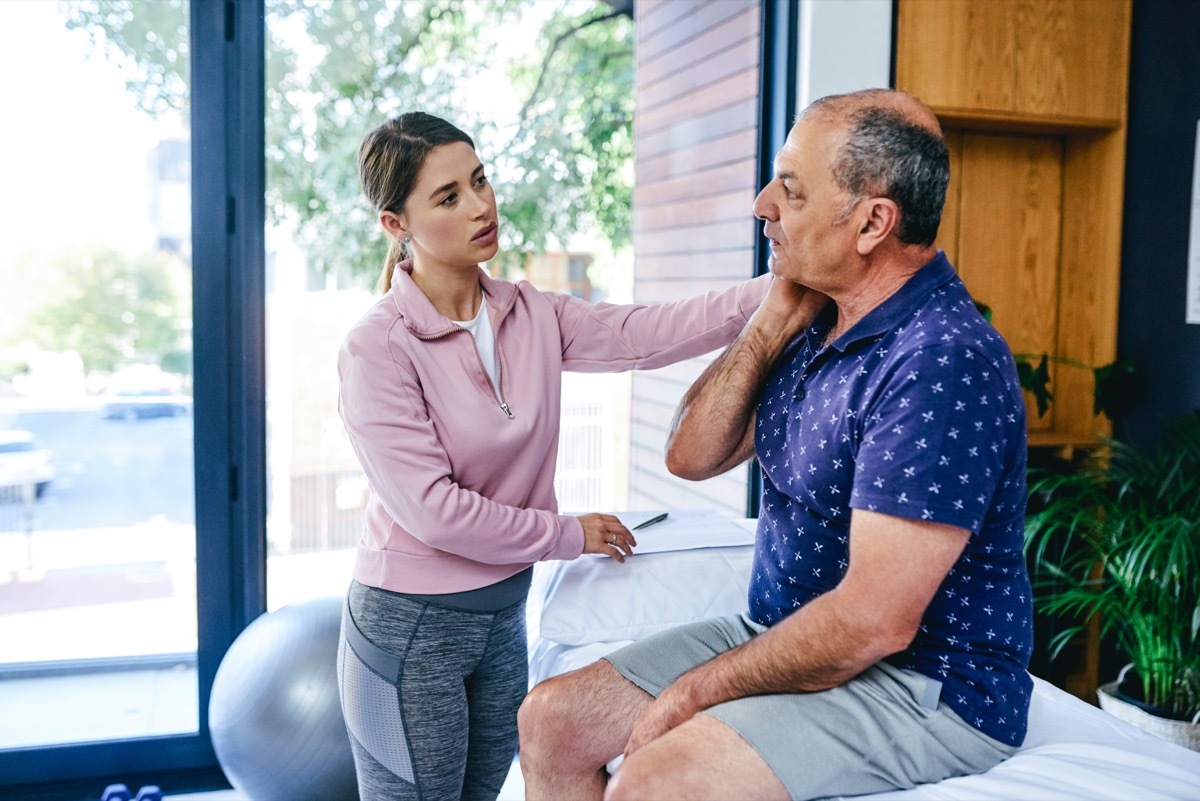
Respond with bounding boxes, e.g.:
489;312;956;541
518;89;1033;801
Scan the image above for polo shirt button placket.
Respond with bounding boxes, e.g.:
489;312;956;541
795;358;817;403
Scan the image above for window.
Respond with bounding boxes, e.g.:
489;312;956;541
0;0;198;754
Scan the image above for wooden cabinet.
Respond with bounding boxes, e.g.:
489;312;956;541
897;0;1131;448
898;0;1129;127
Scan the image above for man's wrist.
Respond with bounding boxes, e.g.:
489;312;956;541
666;664;718;718
744;314;800;357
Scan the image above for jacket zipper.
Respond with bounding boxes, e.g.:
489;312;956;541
493;338;513;418
471;334;513;419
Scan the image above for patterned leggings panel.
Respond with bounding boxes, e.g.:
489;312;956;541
338;580;528;801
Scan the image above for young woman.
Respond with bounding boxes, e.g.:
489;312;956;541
336;111;769;801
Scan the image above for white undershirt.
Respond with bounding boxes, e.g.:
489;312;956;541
452;301;500;396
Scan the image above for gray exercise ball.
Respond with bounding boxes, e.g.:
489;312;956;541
209;596;358;801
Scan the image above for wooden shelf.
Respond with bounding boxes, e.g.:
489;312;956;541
1027;432;1106;449
930;106;1121;135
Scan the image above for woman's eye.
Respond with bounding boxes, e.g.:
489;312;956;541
440;193;458;207
475;174;488;188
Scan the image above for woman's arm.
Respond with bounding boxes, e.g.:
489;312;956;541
554;274;772;372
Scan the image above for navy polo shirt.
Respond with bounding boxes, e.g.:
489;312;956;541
750;252;1034;746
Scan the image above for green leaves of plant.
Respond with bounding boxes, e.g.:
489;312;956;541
1024;410;1200;718
1013;353;1137;421
1017;354;1054;418
1093;357;1138;418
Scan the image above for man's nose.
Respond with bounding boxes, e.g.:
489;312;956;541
752;186;777;221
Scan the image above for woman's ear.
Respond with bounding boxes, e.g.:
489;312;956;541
855;198;899;255
379;210;407;241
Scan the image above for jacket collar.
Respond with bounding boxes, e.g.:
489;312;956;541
389;260;519;338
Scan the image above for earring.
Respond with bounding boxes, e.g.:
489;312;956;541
402;236;411;244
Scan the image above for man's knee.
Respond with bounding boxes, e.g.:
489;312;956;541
520;660;649;775
518;669;596;758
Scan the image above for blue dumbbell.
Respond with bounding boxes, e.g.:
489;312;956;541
134;787;163;801
100;785;131;801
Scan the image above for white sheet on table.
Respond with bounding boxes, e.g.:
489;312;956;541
612;508;756;554
535;545;754;646
844;676;1200;800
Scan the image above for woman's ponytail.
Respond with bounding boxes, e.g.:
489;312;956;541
377;237;407;294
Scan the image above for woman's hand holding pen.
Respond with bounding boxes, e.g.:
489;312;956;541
578;513;636;563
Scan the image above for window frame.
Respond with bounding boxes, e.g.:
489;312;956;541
747;0;799;517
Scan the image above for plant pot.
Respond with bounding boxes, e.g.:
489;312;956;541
1096;665;1200;752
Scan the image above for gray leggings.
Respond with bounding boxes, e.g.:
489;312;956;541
338;580;528;801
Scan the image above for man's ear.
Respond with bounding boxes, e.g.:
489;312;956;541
379;210;407;241
855;198;899;255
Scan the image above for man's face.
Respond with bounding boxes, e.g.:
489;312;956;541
751;119;859;292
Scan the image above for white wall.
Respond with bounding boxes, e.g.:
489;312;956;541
796;0;893;113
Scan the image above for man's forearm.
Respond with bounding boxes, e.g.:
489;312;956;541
665;279;827;481
623;590;897;756
665;590;899;718
668;511;969;722
665;316;798;481
663;330;764;479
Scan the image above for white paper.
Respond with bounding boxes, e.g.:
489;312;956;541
615;509;757;554
1187;120;1200;324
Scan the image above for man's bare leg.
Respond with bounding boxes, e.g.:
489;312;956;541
519;659;653;801
605;715;789;801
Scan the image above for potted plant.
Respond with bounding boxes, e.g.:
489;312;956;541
1024;409;1200;750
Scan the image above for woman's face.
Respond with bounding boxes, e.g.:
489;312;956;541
384;141;499;271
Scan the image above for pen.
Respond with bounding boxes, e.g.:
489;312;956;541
631;512;669;531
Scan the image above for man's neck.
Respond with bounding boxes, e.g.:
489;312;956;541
825;245;936;343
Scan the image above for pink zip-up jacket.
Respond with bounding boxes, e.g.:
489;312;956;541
338;261;770;594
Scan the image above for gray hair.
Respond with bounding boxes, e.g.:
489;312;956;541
805;92;950;247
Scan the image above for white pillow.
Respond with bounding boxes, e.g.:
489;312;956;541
535;544;754;646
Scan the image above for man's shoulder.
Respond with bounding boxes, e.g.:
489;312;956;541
891;279;1016;368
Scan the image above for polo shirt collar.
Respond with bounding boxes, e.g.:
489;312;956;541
823;251;956;353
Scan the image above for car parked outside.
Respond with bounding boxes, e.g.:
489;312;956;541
0;429;54;501
101;387;193;420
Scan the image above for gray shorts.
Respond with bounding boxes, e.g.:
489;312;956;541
603;613;1016;800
